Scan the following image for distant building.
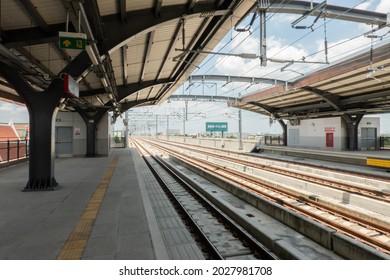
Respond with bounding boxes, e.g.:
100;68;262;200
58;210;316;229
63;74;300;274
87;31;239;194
287;117;380;150
0;122;20;141
14;123;29;139
0;122;28;163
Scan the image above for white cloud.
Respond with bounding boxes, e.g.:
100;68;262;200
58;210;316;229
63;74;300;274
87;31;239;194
376;0;390;12
0;102;29;123
212;35;311;81
310;34;372;64
270;14;299;25
356;0;374;10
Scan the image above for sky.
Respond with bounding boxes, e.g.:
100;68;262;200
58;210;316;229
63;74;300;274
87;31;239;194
1;0;390;135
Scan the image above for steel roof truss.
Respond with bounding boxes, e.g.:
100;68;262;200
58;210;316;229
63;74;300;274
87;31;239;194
120;0;127;23
122;45;128;86
301;86;341;111
189;75;290;87
268;0;388;26
155;0;163;17
140;31;155;83
155;19;183;81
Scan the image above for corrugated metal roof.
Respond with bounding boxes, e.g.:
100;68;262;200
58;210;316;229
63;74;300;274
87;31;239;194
30;0;67;24
1;1;35;29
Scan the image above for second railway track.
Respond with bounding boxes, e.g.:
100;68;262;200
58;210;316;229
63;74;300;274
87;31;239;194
150;138;390;203
134;137;390;258
132;138;277;260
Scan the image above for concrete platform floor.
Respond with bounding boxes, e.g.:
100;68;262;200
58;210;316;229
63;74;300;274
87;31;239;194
0;148;171;260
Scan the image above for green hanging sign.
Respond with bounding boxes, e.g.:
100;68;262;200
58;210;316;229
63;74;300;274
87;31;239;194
59;31;86;50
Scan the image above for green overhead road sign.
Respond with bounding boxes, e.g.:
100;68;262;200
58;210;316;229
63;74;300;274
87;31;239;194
206;122;228;132
59;31;86;50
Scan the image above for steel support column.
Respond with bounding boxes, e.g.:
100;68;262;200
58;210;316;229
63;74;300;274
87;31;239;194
277;119;287;146
75;108;108;157
259;4;267;67
342;114;364;150
0;61;65;190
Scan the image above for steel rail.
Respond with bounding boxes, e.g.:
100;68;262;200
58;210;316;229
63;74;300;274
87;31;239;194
132;138;277;260
153;138;390;203
138;138;390;255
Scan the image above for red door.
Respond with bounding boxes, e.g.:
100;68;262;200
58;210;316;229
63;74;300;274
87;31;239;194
326;133;334;148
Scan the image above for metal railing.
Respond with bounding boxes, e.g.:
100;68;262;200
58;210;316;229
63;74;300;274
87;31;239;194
110;136;126;148
264;135;284;146
380;136;390;149
0;140;29;164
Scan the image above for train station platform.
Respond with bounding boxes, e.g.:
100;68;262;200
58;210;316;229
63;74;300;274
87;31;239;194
1;143;389;260
0;148;180;260
252;145;390;177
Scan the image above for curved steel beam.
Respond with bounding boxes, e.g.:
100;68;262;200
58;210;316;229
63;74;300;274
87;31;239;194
80;78;174;101
122;99;157;111
59;4;231;97
301;86;341;111
103;5;230;55
267;0;387;26
189;75;290;87
168;94;238;102
249;101;278;116
0;91;24;105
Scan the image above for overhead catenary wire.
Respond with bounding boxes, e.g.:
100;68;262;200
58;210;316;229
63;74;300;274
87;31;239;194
196;0;289;76
144;0;385;131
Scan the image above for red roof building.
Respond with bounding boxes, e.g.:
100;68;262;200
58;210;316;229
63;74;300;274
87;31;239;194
0;123;20;141
14;123;29;140
0;123;27;163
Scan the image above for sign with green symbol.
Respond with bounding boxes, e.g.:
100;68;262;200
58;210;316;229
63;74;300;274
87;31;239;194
59;31;86;50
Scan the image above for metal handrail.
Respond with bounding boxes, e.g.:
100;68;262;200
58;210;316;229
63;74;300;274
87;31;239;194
0;139;29;163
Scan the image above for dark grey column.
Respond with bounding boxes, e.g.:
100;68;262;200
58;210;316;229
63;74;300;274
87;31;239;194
0;61;65;190
342;114;364;150
75;108;108;157
277;119;287;146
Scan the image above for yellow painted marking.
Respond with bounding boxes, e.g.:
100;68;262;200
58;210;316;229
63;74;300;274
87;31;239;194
367;158;390;168
57;156;119;260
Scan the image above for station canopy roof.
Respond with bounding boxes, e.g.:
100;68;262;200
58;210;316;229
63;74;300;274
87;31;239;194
229;41;390;121
0;0;390;122
0;0;256;119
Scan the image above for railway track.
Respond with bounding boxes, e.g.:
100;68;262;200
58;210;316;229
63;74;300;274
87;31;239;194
149;138;390;203
134;137;390;256
132;138;277;260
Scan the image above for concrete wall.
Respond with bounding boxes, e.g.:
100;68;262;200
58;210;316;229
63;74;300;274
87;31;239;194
358;117;381;150
287;117;345;150
96;114;110;156
287;117;380;150
55;111;110;157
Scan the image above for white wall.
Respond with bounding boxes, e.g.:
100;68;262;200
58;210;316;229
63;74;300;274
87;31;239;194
55;111;110;156
96;114;110;156
287;117;380;150
358;117;381;150
287;117;345;150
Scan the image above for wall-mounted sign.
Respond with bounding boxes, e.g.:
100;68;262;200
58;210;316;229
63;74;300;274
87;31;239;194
324;127;335;133
63;73;79;98
74;128;80;135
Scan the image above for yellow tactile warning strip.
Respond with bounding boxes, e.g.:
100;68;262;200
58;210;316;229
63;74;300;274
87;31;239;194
57;156;119;260
367;158;390;169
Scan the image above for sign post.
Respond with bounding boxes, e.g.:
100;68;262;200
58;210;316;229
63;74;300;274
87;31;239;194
206;122;228;137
